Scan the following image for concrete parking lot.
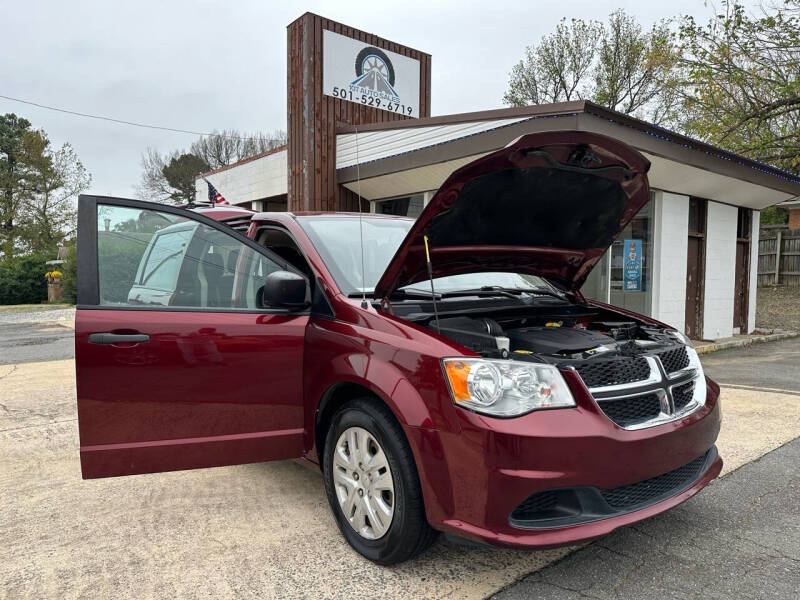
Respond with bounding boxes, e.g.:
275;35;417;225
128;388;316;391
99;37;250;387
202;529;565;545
1;307;799;599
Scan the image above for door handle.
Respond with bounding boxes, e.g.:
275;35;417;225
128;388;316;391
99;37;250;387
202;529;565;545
88;333;150;345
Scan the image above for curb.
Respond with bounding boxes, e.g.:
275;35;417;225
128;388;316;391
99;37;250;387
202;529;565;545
694;331;799;354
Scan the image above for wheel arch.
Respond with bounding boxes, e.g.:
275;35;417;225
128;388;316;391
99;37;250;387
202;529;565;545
313;375;432;465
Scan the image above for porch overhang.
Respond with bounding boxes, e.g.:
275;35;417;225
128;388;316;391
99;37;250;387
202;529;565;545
336;101;800;209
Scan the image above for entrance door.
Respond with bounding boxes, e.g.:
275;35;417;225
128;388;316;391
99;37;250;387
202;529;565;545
685;198;706;339
733;208;752;332
75;196;309;478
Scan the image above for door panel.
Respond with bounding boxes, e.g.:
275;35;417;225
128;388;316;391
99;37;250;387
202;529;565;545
685;198;706;340
733;208;751;332
733;240;748;331
685;236;702;339
76;310;306;477
76;196;308;478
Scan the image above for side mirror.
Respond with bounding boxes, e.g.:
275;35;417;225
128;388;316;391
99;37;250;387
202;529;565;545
262;270;310;309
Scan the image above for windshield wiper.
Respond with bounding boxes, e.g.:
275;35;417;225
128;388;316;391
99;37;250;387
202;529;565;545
438;286;567;301
347;289;441;300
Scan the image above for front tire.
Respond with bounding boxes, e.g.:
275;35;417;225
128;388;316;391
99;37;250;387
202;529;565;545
323;397;437;564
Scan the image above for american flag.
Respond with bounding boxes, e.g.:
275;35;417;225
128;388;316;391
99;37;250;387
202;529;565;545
204;178;230;206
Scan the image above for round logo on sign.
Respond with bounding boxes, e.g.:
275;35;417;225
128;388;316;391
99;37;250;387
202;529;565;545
352;47;397;94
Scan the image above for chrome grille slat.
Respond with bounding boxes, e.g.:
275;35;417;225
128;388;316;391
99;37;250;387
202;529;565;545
577;348;706;430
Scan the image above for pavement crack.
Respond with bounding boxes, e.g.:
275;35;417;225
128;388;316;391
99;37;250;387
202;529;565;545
628;525;657;539
611;556;648;597
733;534;800;563
536;579;604;599
594;542;633;559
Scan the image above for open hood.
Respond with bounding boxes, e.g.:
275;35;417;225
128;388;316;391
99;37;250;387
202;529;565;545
373;131;651;300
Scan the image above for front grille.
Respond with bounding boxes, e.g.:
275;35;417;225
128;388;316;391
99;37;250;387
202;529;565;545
672;381;695;411
575;357;651;388
656;346;690;374
598;393;662;427
509;449;715;528
601;451;709;509
511;490;559;518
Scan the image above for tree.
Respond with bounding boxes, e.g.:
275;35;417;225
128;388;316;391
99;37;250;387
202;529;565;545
137;147;174;203
0;114;89;258
504;19;600;105
162;153;210;204
0;113;32;258
673;1;800;172
18;134;90;254
138;148;209;204
137;129;287;204
503;10;680;124
190;129;286;170
760;205;789;225
593;11;680;124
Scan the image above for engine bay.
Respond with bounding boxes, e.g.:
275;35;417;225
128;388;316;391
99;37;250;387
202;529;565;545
424;306;686;370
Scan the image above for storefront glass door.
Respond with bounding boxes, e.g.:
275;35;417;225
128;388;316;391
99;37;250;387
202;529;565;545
580;199;654;317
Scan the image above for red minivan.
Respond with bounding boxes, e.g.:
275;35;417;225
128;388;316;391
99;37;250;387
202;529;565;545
75;132;721;564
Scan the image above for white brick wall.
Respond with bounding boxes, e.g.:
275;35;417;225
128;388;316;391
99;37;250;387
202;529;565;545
651;191;689;332
747;210;760;333
702;201;738;339
194;149;288;206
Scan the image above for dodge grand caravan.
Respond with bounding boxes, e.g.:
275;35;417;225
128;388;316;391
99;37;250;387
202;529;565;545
75;131;722;564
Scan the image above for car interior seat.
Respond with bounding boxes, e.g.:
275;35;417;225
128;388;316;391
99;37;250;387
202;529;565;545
203;251;226;307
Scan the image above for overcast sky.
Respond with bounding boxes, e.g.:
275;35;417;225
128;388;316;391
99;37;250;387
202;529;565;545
1;0;744;198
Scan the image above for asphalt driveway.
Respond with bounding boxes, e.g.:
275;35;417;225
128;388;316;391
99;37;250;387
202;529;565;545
496;335;800;600
2;307;799;599
493;437;800;600
701;335;800;394
0;306;74;365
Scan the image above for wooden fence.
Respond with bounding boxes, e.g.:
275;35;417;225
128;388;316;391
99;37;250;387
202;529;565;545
758;227;800;286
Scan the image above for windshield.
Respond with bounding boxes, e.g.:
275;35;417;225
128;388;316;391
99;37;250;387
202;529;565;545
403;272;545;293
298;216;549;296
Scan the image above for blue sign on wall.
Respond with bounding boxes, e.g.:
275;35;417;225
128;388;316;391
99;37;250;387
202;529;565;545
623;239;642;292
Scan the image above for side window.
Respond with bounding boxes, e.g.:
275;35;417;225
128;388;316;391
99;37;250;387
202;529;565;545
97;204;282;309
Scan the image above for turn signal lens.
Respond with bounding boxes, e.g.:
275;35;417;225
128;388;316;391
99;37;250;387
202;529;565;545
444;360;471;403
442;358;576;417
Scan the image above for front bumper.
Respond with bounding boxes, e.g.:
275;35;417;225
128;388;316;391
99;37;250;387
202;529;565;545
405;375;722;549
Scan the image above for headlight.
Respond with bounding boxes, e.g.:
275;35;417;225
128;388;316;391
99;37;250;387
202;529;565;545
685;346;707;406
442;358;576;417
670;330;693;347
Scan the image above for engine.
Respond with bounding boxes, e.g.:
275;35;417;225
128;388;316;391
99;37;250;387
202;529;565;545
429;315;684;365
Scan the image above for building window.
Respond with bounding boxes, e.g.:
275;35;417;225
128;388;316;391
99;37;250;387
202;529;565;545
374;194;425;218
609;199;654;315
580;196;654;317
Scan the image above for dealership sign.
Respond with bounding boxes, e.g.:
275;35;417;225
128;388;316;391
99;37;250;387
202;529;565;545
322;30;420;117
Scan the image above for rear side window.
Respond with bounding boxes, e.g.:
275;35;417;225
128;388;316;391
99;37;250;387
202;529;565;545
96;204;282;309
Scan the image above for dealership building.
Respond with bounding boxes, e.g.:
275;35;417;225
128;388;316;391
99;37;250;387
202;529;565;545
196;12;800;341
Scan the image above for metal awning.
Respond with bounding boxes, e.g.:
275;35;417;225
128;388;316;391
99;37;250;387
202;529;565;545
335;101;800;209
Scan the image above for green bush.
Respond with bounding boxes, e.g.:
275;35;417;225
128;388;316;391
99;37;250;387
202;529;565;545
0;254;49;305
97;232;150;304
